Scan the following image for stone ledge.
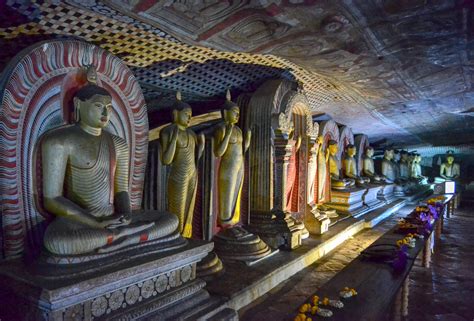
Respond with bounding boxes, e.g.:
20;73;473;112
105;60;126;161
206;200;408;311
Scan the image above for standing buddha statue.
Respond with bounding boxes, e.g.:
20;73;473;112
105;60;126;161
160;92;205;237
213;90;251;228
285;126;302;212
41;84;178;255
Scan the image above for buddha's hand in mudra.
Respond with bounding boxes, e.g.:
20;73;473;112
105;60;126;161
99;214;132;229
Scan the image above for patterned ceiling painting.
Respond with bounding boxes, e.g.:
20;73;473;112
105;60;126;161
0;0;473;147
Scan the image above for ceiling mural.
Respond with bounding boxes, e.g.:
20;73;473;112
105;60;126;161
0;0;473;147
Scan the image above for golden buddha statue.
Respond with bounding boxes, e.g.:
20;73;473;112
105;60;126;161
213;91;251;227
160;92;205;238
381;148;396;183
362;146;383;182
436;151;460;182
343;144;370;185
42;84;178;255
316;135;329;203
328;140;355;189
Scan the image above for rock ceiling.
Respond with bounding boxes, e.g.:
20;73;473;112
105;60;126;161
1;0;473;147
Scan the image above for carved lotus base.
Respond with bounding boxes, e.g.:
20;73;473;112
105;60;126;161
213;226;273;264
196;251;224;281
0;240;236;320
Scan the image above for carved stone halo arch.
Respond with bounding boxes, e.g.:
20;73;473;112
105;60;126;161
338;126;355;166
247;79;312;215
0;40;149;258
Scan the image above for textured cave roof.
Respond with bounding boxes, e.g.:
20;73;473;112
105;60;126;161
1;0;473;148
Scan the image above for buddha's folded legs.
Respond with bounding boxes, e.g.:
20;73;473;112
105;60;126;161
44;211;178;255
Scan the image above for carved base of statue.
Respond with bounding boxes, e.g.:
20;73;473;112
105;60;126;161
377;184;398;204
362;185;385;209
0;240;237;320
247;210;305;250
196;252;224;281
326;187;368;217
213;226;273;263
317;204;338;218
304;205;330;235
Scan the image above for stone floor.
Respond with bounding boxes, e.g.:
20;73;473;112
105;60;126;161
240;203;474;321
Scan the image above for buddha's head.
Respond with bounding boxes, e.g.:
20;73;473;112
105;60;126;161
172;92;192;129
73;84;112;128
394;150;401;162
365;146;374;158
446;151;455;164
408;153;415;163
384;148;394;160
222;89;240;125
416;154;422;162
401;151;408;162
346;144;356;157
328;140;338;156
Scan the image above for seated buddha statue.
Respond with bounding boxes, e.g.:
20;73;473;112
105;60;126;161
342;144;370;185
435;151;460;183
410;154;428;184
362;146;383;182
381;148;396;184
42;84;179;256
398;151;410;182
328;140;355;190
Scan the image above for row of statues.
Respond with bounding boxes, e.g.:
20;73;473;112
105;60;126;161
38;72;460;257
41;78;250;256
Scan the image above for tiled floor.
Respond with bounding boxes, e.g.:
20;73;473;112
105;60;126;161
240;204;474;321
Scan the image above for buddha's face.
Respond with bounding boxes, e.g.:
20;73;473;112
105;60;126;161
366;148;374;157
174;108;192;128
328;143;338;156
447;156;454;164
401;153;408;162
384;150;393;160
224;106;240;124
76;94;112;128
347;147;356;157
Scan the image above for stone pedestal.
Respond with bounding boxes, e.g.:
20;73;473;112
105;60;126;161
378;184;398;204
213;226;273;265
0;240;236;321
326;187;367;216
363;184;385;208
248;210;304;250
304;206;330;235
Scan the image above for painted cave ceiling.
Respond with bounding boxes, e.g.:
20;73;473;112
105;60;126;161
0;0;473;148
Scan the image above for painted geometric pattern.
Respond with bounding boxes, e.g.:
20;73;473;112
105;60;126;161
0;40;148;258
0;0;369;110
